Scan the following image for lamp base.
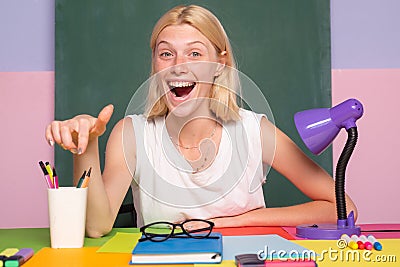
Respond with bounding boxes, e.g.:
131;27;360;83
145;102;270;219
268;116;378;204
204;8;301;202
296;224;361;240
296;211;360;239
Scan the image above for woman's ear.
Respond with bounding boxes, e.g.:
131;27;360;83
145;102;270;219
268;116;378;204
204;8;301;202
215;51;227;77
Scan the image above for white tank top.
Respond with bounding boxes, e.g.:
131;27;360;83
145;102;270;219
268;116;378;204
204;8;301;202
129;109;267;227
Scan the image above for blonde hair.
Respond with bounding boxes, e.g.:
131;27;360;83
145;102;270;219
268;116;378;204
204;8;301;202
145;5;241;122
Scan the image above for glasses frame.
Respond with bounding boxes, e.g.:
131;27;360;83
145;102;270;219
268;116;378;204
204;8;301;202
139;219;215;242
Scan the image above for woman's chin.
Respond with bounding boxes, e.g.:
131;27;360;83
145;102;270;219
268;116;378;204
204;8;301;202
167;102;198;118
166;97;210;118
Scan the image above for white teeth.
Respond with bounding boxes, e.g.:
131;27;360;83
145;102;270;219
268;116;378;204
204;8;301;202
168;81;195;88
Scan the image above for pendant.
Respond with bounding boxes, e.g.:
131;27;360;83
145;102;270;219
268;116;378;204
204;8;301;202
190;138;217;173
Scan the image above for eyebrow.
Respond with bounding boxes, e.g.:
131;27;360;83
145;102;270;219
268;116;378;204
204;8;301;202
156;40;208;49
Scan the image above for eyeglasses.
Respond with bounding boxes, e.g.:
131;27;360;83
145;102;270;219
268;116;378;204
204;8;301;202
138;219;218;242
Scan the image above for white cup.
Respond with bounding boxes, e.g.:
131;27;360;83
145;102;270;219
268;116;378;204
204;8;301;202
48;187;88;248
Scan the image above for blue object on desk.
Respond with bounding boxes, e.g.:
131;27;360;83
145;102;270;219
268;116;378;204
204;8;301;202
130;232;222;264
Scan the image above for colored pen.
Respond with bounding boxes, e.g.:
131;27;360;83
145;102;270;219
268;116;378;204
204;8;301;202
38;161;54;188
38;161;47;175
340;234;358;249
367;235;382;251
45;162;54;184
4;248;34;267
52;167;59;189
76;170;87;188
359;235;373;250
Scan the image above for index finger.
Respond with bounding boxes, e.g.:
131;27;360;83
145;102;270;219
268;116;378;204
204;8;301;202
76;118;91;154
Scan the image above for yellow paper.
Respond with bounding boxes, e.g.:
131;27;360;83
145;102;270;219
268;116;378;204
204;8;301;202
96;232;141;253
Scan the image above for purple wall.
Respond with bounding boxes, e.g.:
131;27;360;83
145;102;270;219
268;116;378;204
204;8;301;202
0;0;54;71
331;0;400;69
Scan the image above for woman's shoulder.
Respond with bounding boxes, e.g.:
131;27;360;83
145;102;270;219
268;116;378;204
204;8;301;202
238;108;265;123
239;108;255;117
126;114;146;122
126;114;164;123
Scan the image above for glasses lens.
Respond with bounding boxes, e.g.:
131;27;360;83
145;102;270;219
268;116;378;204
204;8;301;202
143;222;173;241
182;220;212;238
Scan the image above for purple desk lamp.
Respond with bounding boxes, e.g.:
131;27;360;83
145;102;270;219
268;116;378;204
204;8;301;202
294;99;363;239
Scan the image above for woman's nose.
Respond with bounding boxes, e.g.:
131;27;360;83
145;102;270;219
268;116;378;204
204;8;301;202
172;55;189;75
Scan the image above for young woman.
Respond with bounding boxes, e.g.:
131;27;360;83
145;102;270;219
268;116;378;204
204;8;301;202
45;5;357;238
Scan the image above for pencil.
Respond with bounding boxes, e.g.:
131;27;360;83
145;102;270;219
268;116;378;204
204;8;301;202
81;167;92;188
76;170;86;188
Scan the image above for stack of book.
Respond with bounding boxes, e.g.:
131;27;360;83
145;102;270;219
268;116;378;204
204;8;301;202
130;232;222;264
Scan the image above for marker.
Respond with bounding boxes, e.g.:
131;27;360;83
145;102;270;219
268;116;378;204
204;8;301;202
76;170;86;188
45;174;54;189
45;162;54;184
0;248;19;256
52;167;59;189
367;235;382;251
4;248;34;267
341;234;358;249
351;235;365;250
38;161;47;175
0;249;19;267
359;235;373;250
38;161;54;188
45;162;54;186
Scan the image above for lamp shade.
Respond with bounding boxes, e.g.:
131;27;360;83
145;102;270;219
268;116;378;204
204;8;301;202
294;99;363;155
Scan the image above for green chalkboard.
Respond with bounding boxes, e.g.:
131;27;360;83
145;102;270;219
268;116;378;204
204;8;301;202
55;0;332;226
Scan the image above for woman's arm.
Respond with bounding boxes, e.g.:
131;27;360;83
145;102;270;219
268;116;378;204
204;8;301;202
211;117;357;228
81;118;135;238
46;106;135;238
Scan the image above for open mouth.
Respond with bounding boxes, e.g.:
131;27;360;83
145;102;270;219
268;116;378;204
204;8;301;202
168;81;196;98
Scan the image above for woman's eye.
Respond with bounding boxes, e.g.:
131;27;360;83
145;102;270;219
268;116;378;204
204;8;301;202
160;52;173;57
191;51;201;57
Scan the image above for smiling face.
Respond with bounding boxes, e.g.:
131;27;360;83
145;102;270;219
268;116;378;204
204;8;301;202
153;24;224;117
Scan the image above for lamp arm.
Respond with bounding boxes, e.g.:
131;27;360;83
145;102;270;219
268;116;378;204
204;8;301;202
335;127;358;221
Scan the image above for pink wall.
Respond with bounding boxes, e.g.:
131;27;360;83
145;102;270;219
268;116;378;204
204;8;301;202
332;69;400;223
0;72;54;228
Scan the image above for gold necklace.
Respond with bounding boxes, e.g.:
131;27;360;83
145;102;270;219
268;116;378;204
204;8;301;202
170;120;218;150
